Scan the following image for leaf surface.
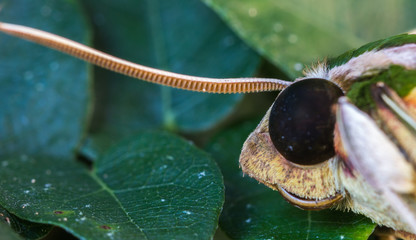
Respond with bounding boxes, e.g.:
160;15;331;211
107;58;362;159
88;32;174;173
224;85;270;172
204;0;416;77
0;222;24;240
0;132;224;240
0;0;91;157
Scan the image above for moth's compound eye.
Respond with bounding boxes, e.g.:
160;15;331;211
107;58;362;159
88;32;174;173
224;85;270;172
269;78;344;165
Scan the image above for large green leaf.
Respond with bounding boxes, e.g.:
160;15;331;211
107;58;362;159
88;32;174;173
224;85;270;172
206;121;376;240
203;0;416;77
0;0;91;157
0;132;224;240
81;0;260;156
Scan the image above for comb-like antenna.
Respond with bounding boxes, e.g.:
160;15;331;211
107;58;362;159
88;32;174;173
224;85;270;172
0;22;291;93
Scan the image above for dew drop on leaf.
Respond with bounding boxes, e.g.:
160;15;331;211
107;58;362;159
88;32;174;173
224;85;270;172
198;171;206;179
183;210;192;215
24;71;34;81
273;22;283;32
40;5;52;17
288;34;298;43
248;8;258;17
294;62;303;71
49;61;60;71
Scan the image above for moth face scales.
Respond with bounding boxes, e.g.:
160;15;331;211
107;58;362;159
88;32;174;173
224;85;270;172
240;40;416;233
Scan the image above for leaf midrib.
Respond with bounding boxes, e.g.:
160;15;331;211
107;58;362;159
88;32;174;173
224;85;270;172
90;171;149;240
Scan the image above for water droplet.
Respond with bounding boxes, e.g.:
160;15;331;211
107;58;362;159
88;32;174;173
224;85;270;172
24;71;34;80
93;13;106;26
294;62;303;71
245;218;252;223
24;190;30;194
288;34;298;43
41;5;52;17
49;61;60;71
223;36;235;47
183;210;192;215
20;116;29;126
63;217;68;221
21;203;30;209
35;83;45;92
79;211;83;216
288;145;294;151
45;183;52;188
53;12;63;22
248;8;258;17
35;212;39;215
340;236;344;240
197;171;206;179
166;155;174;161
31;179;36;184
273;23;283;32
85;204;91;208
161;199;166;202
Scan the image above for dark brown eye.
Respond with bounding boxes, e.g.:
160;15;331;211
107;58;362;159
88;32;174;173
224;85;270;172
269;78;344;165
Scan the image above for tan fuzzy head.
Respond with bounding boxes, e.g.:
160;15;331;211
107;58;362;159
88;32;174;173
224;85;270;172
239;107;342;208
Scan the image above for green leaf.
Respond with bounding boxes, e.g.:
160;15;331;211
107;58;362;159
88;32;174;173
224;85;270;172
329;34;416;68
203;0;416;77
0;222;24;240
347;66;416;112
0;131;224;240
0;0;91;157
81;0;260;156
0;206;52;240
206;121;376;240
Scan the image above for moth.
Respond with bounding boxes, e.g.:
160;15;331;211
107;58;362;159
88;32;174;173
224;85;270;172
1;22;416;238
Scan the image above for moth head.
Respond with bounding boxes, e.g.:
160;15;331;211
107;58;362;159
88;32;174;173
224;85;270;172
239;77;345;210
240;36;416;212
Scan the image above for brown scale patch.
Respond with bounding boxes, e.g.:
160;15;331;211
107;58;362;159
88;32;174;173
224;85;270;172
239;107;339;200
100;225;111;230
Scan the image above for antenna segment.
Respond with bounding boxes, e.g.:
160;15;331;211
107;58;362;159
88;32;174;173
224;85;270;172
0;22;291;93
